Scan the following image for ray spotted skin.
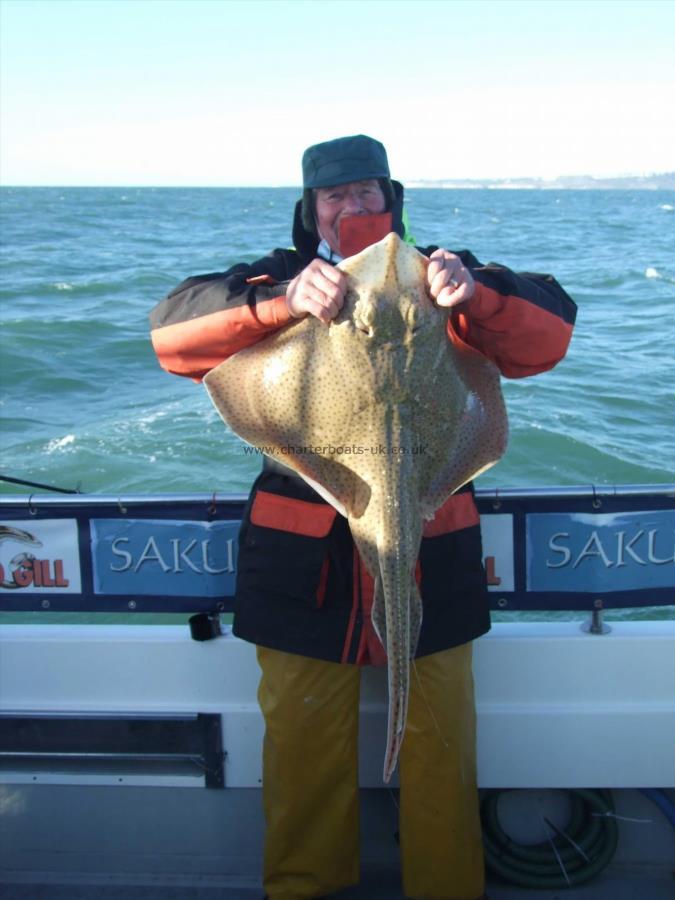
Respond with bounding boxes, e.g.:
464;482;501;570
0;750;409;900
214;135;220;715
204;233;508;781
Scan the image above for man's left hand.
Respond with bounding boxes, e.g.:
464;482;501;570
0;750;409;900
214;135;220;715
427;248;475;307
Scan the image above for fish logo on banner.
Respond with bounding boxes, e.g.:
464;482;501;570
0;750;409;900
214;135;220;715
0;520;82;592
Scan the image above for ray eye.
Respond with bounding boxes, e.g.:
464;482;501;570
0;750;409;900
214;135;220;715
406;304;421;333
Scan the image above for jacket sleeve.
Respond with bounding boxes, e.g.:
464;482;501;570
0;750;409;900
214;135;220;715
424;247;577;379
149;248;301;381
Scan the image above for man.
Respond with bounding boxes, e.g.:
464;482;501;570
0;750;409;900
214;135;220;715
150;135;576;900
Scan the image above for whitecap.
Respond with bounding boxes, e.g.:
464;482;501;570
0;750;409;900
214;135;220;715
54;282;74;291
136;409;167;427
46;434;76;453
645;267;661;279
659;203;673;211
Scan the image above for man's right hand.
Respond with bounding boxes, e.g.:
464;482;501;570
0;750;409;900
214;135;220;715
286;259;347;324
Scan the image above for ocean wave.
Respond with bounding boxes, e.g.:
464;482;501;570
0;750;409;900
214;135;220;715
45;434;76;454
645;266;675;284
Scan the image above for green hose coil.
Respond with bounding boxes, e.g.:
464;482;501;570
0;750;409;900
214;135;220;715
481;789;619;888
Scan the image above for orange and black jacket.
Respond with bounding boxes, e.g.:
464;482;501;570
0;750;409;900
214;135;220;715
150;183;577;664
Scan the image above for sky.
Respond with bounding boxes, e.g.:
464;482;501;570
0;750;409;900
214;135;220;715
1;0;674;186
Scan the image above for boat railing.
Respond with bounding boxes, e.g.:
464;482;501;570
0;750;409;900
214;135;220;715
1;484;673;613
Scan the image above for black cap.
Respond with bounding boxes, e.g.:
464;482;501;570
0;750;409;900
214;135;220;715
302;134;390;189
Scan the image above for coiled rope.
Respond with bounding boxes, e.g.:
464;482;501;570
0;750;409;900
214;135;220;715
481;789;619;888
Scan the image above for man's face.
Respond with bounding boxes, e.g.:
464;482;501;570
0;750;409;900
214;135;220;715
314;179;386;256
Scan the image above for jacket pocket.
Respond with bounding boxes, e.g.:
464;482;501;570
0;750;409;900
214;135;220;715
239;490;338;606
250;490;337;537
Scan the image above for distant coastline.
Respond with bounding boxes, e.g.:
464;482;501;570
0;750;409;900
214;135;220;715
404;173;675;190
2;173;673;190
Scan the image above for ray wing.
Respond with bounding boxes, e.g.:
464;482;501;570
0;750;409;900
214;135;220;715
203;318;371;518
418;333;508;516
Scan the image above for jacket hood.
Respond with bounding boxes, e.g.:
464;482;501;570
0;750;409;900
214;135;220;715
291;179;407;266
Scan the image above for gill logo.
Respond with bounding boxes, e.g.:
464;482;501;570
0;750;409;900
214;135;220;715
0;525;70;589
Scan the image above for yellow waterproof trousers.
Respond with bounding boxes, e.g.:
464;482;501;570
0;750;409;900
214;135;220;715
257;643;485;900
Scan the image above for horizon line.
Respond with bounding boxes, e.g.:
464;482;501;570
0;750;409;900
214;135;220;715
1;171;673;190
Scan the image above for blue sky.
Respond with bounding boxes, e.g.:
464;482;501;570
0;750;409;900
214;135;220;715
1;0;673;185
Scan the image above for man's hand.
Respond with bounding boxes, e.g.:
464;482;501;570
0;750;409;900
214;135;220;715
427;248;475;307
286;259;347;324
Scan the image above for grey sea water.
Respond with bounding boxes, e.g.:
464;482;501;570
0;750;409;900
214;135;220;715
1;186;674;496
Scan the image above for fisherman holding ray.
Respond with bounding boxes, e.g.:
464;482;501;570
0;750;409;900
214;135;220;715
150;135;576;900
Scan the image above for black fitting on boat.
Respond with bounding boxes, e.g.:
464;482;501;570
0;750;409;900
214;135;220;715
581;599;611;635
189;612;223;641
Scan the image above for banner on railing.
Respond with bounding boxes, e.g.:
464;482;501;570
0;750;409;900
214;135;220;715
1;490;673;612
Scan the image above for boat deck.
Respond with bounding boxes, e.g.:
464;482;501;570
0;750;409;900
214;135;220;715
1;874;674;900
1;784;673;900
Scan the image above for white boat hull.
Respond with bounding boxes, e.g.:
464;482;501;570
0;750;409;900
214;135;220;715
2;619;673;789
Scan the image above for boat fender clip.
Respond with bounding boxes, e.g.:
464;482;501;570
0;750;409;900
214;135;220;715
189;611;223;642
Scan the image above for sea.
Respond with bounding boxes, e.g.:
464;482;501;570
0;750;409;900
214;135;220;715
1;186;674;496
1;187;674;624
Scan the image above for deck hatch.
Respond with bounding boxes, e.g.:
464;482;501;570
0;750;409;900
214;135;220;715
0;713;225;788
